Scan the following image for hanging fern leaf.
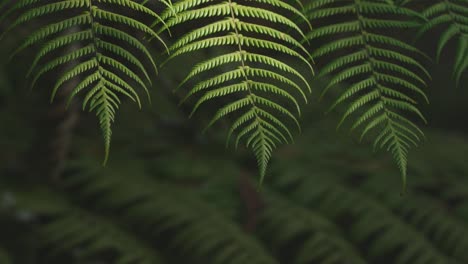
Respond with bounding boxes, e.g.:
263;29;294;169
160;0;313;184
413;0;468;87
0;0;167;163
304;0;429;192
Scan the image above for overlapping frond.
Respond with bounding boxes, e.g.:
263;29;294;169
304;0;429;190
413;0;468;86
161;0;313;183
1;0;166;163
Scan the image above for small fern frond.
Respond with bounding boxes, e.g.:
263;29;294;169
414;0;468;87
304;0;429;190
163;0;312;183
2;0;167;163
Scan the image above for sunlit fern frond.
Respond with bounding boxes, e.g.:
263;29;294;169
0;0;167;163
304;0;429;191
161;0;313;184
258;190;367;264
413;0;468;86
3;189;166;263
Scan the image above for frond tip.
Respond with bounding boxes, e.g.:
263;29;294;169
163;0;312;183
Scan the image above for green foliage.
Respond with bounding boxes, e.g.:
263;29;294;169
0;0;167;163
0;0;468;188
412;0;468;86
2;112;468;263
303;0;429;191
161;0;313;182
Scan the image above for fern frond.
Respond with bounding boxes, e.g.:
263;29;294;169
163;0;312;183
2;0;168;163
304;0;429;190
413;0;468;86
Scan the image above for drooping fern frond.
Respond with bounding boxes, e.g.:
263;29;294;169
160;0;313;183
0;0;167;163
304;0;429;191
412;0;468;86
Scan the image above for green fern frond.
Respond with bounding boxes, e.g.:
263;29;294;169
163;0;312;184
304;0;429;191
413;0;468;86
2;0;167;164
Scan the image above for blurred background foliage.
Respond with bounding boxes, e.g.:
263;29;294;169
2;1;468;264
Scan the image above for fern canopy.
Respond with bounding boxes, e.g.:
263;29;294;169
161;0;313;183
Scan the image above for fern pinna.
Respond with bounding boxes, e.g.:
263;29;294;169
160;0;313;183
413;0;468;86
303;0;430;191
0;0;168;163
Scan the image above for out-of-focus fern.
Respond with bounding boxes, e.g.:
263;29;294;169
258;190;367;264
6;189;165;264
303;0;430;191
61;165;278;264
0;0;168;163
160;0;313;183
